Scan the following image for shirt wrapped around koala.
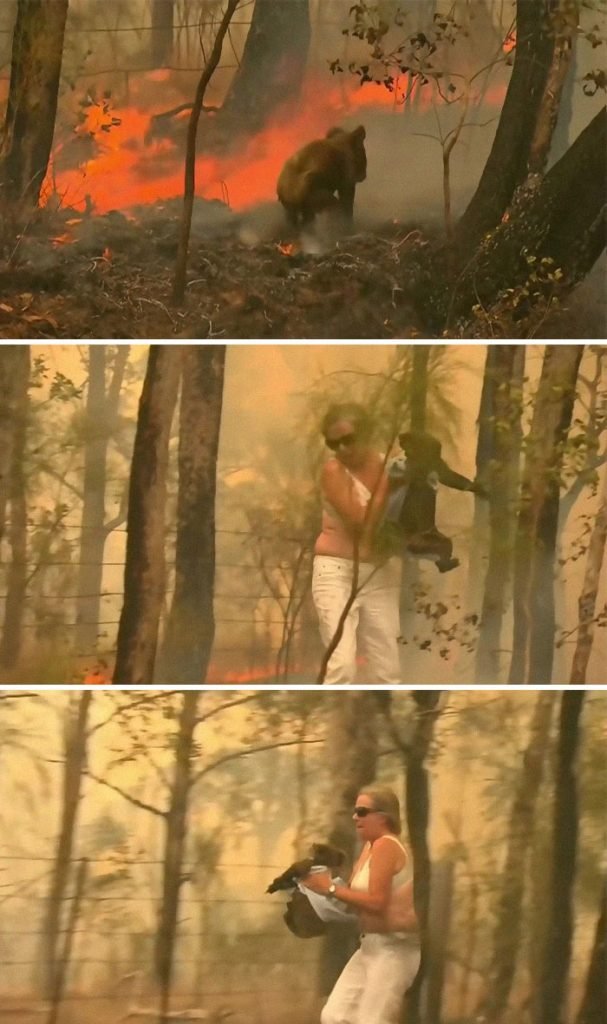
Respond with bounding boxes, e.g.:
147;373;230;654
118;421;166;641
267;843;355;938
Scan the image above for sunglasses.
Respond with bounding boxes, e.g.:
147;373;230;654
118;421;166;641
326;433;357;452
353;806;382;818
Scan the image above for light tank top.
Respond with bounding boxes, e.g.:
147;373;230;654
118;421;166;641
350;834;412;892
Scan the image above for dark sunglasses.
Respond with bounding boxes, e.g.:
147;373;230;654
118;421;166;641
326;433;357;451
353;806;381;818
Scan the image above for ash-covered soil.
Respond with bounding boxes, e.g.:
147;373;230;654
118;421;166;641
0;198;603;339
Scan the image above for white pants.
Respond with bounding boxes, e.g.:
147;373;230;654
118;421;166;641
321;934;421;1024
312;556;402;684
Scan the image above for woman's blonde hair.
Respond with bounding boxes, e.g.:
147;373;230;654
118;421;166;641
358;785;402;834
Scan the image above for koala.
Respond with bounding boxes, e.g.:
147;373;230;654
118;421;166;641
276;125;367;230
266;842;345;894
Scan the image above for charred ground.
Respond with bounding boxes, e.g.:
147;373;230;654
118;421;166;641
0;199;603;340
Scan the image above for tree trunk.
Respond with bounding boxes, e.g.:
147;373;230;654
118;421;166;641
449;108;606;326
569;472;607;684
220;0;311;134
41;692;92;999
0;345;29;544
159;346;226;684
0;345;29;668
0;0;69;206
410;346;431;432
509;345;583;684
456;0;561;253
476;692;556;1022
172;0;240;306
527;0;578;175
75;345;129;658
403;691;442;1024
475;345;524;684
319;693;378;995
151;0;173;67
155;690;200;1023
536;691;584;1024
575;885;606;1024
114;346;180;685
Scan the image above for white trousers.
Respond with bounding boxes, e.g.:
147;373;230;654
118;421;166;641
321;934;421;1024
312;556;402;684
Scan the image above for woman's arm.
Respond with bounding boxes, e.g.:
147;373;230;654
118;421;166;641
303;839;400;916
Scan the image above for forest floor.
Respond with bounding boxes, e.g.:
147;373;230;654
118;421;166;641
0;199;604;340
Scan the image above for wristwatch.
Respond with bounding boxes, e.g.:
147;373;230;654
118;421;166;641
328;882;337;897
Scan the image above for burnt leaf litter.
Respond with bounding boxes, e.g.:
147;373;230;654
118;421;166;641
0;196;601;340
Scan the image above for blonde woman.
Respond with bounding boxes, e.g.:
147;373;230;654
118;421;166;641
304;786;420;1024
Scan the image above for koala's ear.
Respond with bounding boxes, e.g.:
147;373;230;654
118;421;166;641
325;126;343;139
352;125;366;141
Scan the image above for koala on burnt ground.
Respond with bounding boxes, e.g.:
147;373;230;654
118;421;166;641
276;125;367;230
266;842;345;894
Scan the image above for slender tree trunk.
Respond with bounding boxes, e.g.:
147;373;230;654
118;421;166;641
410;346;431;432
0;345;29;543
159;346;226;684
75;346;106;657
151;0;173;67
456;0;561;253
319;693;378;995
172;0;240;306
536;691;584;1024
47;858;88;1024
509;345;583;684
475;346;524;684
155;690;200;1023
403;691;442;1024
220;0;311;134
575;885;606;1024
41;692;92;1000
0;0;69;206
75;345;129;658
114;346;180;685
569;473;607;684
477;692;556;1022
0;345;29;668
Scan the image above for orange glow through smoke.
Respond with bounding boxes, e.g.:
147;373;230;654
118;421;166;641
44;74;507;217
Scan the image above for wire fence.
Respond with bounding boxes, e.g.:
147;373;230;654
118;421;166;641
0;852;322;1023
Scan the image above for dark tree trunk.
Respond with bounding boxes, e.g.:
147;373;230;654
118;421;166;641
403;691;442;1024
456;0;561;253
569;474;607;684
0;0;69;206
151;0;174;68
0;345;29;543
0;345;29;668
220;0;311;134
576;886;606;1024
475;345;524;684
477;692;556;1022
319;693;378;996
509;345;583;684
75;345;129;658
41;692;92;1000
536;691;584;1024
159;346;226;684
155;690;200;1023
449;109;606;327
409;345;431;432
114;346;180;685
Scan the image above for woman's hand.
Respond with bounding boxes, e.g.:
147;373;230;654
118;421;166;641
300;870;332;895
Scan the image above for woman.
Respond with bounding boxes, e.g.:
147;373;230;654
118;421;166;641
304;786;420;1024
313;403;401;684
